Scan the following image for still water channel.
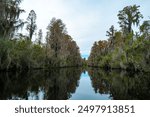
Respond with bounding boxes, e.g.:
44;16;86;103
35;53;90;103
0;68;149;100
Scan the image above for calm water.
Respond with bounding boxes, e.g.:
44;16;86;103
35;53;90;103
0;68;150;100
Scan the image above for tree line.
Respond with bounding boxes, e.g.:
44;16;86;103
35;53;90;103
0;0;82;71
88;5;150;72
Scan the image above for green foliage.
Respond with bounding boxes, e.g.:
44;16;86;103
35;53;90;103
126;39;150;72
0;0;82;71
88;4;150;72
0;39;46;70
118;5;143;34
0;0;25;39
89;33;150;71
106;25;116;38
26;10;37;41
46;18;82;67
0;39;13;69
36;29;43;45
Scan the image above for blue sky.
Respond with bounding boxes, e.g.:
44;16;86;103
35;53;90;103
20;0;150;56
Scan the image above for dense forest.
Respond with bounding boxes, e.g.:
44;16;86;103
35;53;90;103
88;5;150;72
0;0;82;71
0;1;150;73
0;1;150;101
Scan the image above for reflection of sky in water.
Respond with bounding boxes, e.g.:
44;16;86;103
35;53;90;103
28;87;45;100
2;69;149;100
26;71;110;100
70;71;111;100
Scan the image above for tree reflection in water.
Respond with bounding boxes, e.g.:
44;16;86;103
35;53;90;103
0;68;150;100
88;68;150;100
0;68;82;100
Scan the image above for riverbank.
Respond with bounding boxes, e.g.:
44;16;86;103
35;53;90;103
88;39;150;73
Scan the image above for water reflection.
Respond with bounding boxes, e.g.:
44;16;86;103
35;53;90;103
88;68;150;100
0;68;150;100
0;68;82;100
70;71;111;100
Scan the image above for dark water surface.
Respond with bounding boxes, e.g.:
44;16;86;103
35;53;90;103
0;68;150;100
